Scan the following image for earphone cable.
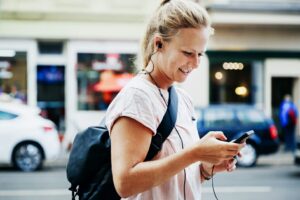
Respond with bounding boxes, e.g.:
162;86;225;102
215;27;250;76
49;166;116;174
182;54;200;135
211;165;220;200
147;62;187;200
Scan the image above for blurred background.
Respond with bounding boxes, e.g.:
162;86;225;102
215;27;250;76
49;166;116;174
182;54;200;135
0;0;300;199
1;0;300;146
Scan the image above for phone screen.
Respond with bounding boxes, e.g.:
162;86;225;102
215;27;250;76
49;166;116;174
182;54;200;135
232;130;254;143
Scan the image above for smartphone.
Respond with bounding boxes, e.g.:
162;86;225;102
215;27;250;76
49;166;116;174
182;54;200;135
232;130;255;143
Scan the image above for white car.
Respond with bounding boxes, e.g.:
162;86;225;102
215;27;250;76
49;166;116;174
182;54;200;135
0;101;60;171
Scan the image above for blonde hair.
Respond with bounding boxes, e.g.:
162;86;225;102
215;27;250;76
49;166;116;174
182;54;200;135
139;0;212;68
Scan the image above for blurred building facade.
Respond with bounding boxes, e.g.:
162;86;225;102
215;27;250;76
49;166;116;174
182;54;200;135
1;0;300;145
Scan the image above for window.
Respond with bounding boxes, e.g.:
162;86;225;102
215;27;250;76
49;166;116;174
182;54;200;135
236;109;265;126
77;53;136;110
0;51;27;103
0;111;17;120
204;108;235;128
209;61;252;104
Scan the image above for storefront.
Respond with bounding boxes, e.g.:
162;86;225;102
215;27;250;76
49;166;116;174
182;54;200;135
1;1;300;149
1;39;300;149
205;50;300;139
0;39;140;147
64;40;138;146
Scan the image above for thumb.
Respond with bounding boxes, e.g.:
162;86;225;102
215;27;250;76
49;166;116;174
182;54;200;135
212;131;227;141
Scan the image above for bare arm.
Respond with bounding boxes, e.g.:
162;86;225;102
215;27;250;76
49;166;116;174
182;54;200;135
111;117;243;198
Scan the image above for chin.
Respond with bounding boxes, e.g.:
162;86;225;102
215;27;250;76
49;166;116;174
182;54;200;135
177;77;188;83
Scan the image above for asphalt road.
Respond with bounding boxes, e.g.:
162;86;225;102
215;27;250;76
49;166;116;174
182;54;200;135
0;150;299;200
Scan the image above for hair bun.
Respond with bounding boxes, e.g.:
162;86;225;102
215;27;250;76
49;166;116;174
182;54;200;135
160;0;171;6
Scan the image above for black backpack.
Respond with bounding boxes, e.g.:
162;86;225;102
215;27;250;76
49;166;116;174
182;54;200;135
66;86;178;200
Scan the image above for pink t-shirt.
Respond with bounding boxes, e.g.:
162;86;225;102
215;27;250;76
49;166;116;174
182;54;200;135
105;74;202;200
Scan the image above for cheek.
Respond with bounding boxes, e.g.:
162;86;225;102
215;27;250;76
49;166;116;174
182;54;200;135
168;54;186;68
166;60;180;73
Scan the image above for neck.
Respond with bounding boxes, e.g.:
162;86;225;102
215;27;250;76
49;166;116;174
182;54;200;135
144;63;172;90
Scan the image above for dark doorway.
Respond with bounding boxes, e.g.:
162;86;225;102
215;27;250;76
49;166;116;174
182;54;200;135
271;77;294;141
37;65;65;133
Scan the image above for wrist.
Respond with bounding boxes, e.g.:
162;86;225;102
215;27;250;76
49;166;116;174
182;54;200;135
186;145;201;163
200;163;213;180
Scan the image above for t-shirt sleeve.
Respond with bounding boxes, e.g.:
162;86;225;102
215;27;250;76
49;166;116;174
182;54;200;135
105;88;159;135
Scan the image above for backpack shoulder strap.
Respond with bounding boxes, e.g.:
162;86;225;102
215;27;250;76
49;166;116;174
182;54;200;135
145;86;178;161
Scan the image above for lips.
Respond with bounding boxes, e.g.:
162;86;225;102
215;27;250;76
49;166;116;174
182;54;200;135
179;68;191;74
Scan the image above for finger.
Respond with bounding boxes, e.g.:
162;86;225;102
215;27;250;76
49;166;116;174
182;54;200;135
225;155;237;161
225;143;244;151
219;150;238;159
238;143;246;149
227;159;237;168
226;149;241;158
227;159;237;171
213;131;227;141
227;165;237;172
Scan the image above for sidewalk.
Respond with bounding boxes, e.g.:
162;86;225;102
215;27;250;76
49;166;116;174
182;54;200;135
45;147;69;168
257;147;294;166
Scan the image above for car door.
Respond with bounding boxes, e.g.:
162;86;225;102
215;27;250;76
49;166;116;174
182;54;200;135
235;107;268;139
0;110;19;162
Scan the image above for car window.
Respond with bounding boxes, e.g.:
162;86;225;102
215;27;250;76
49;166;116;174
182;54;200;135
0;111;18;120
204;108;235;128
236;109;265;126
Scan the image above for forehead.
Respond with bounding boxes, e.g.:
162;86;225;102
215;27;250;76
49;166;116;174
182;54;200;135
171;27;210;51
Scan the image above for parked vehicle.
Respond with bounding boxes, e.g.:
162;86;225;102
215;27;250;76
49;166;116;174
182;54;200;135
0;101;60;171
196;104;280;167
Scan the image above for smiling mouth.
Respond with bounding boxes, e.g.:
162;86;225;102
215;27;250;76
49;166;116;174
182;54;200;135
179;68;191;74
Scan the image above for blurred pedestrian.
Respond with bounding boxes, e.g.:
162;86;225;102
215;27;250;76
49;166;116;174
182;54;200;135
279;94;298;152
10;83;26;103
105;0;245;199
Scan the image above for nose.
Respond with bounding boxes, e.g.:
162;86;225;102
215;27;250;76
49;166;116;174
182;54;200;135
191;55;200;68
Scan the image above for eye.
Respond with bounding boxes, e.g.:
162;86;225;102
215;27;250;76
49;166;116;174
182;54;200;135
198;53;204;58
183;51;193;57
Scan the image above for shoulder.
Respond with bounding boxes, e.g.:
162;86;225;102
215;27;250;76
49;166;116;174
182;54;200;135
105;75;163;134
114;75;160;104
108;76;156;112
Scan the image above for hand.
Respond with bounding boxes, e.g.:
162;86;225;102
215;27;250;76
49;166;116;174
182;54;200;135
213;158;237;173
200;158;237;180
202;147;244;176
193;131;244;165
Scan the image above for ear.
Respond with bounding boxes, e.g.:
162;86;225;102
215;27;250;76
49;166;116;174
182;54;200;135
153;35;163;51
157;42;162;49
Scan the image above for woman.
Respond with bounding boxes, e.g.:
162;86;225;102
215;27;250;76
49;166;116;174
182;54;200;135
105;0;245;199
